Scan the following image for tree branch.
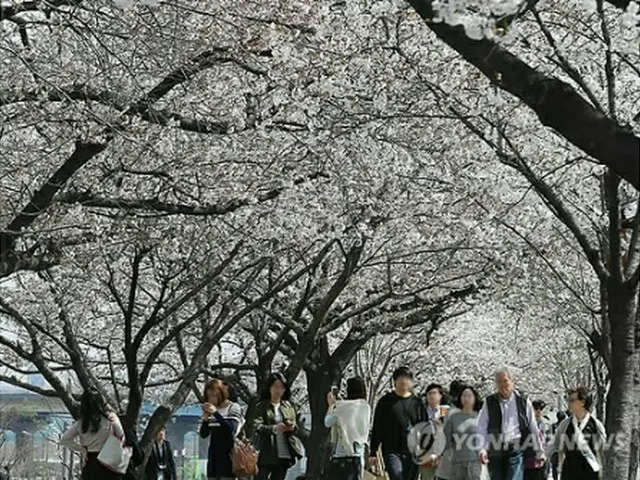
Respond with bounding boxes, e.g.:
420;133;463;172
284;241;364;381
407;0;640;189
531;8;605;113
331;284;478;371
0;374;60;397
1;45;264;279
0;140;108;277
623;199;640;282
55;172;328;215
449;108;608;281
132;242;243;354
0;86;232;134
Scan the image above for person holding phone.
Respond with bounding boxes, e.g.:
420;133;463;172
199;378;243;480
325;377;371;480
253;372;304;480
332;386;340;399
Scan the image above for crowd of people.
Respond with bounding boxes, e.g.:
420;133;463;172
362;367;605;480
58;367;606;480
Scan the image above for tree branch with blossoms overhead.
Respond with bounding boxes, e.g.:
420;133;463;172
406;0;640;189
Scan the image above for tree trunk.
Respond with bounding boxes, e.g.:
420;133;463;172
304;363;341;480
603;280;639;479
629;363;640;480
243;394;261;440
630;423;639;480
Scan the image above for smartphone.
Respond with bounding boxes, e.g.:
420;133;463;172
331;385;340;399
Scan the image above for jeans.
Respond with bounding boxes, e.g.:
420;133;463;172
487;448;524;480
384;452;419;480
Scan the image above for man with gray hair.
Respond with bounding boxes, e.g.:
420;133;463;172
476;368;545;480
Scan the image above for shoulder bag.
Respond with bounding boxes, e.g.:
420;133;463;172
98;419;133;474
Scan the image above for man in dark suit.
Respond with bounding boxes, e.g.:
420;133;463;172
145;427;178;480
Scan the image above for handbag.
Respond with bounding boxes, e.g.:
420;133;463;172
363;470;387;480
231;438;259;477
363;448;389;480
97;420;133;474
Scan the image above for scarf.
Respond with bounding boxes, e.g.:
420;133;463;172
550;413;606;478
571;413;601;472
329;399;371;456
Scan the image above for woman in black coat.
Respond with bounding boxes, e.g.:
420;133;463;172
549;388;606;480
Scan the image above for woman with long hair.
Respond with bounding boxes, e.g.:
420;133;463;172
440;385;483;480
325;377;371;480
253;372;304;480
60;389;125;480
199;378;243;480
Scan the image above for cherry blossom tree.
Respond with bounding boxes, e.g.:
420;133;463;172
375;0;639;475
1;0;638;477
407;0;639;188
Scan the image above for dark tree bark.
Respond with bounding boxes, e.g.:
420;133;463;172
304;345;341;480
630;423;639;480
628;308;640;480
604;279;639;478
0;141;107;278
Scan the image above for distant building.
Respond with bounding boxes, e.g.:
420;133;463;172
0;380;309;479
0;386;208;479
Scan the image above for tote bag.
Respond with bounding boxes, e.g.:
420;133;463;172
231;438;259;477
363;447;389;480
98;421;133;474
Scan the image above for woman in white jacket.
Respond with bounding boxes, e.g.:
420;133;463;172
325;377;371;480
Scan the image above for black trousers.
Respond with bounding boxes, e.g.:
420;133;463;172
327;456;362;480
256;459;292;480
523;468;546;480
83;453;122;480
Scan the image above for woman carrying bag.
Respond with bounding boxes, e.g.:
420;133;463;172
325;377;371;480
200;378;244;480
253;373;304;480
60;390;126;480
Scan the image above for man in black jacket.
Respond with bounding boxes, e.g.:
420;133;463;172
145;427;178;480
369;366;427;480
